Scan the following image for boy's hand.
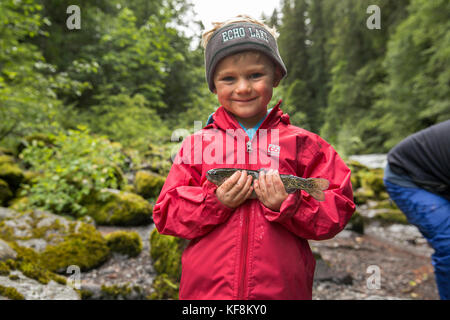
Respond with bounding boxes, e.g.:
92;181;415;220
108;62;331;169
216;170;253;209
254;169;288;212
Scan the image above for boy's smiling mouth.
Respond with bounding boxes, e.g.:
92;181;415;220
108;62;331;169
234;97;258;102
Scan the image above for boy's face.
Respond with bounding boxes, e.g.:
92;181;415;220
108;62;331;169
213;51;281;128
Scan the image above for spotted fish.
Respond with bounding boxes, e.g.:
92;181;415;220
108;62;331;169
206;168;330;201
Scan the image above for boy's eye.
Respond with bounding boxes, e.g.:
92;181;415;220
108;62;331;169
250;73;263;79
221;76;234;82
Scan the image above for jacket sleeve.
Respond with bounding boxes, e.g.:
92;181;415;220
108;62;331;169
261;134;355;240
152;136;235;240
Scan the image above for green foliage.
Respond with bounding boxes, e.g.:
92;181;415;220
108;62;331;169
0;0;91;150
80;94;170;152
276;0;448;155
374;0;450;149
18;127;126;217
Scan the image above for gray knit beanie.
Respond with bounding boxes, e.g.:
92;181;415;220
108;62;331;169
204;22;287;92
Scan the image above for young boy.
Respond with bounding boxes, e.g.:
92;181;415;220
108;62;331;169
153;16;355;300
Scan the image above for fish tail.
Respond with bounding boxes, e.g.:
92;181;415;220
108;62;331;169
301;178;330;202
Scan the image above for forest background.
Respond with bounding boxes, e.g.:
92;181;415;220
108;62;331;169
1;0;449;201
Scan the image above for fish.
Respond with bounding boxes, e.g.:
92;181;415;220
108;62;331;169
206;168;330;201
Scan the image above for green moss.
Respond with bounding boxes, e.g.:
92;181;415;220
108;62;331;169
0;260;11;276
88;191;153;226
150;229;185;279
375;209;408;225
0;210;110;274
79;288;93;300
0;147;14;157
0;162;24;191
8;197;29;212
346;160;370;173
0;284;25;300
8;244;52;284
101;284;132;299
358;169;385;198
374;199;399;210
350;173;360;190
347;211;365;234
40;223;110;273
0;155;15;165
8;274;19;281
135;171;166;199
0;178;13;206
148;274;179;300
100;283;144;299
353;188;374;205
105;230;142;257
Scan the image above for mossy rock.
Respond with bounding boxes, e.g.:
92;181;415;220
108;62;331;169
134;170;165;199
373;199;399;210
0;284;25;300
0;162;24;191
0;244;68;286
100;283;145;300
150;229;186;279
148;273;179;300
351;173;361;190
8;197;29;213
0;155;15;166
346;160;370;173
0;179;13;206
105;230;142;257
0;209;110;273
374;209;408;225
40;223;110;272
353;187;374;205
0;147;14;157
346;211;365;234
87;190;153;226
358;168;385;198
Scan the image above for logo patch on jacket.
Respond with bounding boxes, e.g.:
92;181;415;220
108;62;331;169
268;144;280;156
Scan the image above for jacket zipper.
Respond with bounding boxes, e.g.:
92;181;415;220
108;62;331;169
238;136;254;300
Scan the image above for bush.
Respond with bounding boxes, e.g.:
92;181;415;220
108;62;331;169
18;127;127;218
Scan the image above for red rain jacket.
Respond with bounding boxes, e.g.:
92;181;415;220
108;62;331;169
153;101;355;300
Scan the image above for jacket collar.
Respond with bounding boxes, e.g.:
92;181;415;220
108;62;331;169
205;100;290;131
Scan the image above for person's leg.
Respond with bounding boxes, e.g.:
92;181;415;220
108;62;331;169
384;180;450;300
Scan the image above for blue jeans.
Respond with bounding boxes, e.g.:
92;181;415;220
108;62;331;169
384;180;450;300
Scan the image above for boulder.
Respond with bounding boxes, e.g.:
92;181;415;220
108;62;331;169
148;228;187;299
0;208;110;273
0;239;16;262
0;270;79;300
87;190;153;226
134;170;165;199
105;230;142;258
